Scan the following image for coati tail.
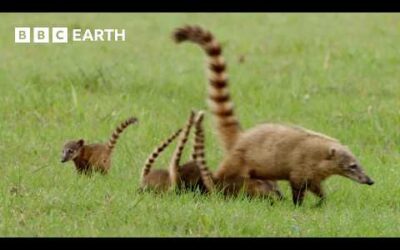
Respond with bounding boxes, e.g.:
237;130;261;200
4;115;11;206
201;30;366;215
194;111;215;192
107;117;138;151
141;128;183;181
169;110;196;186
173;25;241;152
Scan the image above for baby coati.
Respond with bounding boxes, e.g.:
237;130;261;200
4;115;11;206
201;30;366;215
139;110;207;193
193;111;282;200
173;25;374;205
61;117;138;175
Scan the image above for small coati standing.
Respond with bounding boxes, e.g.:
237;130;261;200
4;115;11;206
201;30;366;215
173;25;374;205
139;111;207;193
193;111;282;200
61;117;138;175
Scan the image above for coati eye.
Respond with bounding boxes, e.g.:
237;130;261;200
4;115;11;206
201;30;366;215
68;149;74;153
349;164;357;170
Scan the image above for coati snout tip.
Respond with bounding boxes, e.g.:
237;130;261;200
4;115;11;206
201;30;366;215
359;176;374;185
365;177;374;186
61;155;70;163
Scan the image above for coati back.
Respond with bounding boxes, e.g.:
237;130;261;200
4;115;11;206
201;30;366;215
139;111;207;193
173;25;374;205
193;111;282;199
61;117;138;175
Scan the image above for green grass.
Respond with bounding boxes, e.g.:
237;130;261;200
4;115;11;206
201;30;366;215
1;13;400;237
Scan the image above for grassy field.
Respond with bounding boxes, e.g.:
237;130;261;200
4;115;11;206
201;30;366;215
0;13;400;237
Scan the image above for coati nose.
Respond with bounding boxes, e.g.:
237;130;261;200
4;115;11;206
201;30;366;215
365;177;374;185
61;158;67;163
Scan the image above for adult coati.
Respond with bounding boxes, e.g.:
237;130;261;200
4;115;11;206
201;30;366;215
139;110;207;193
173;25;374;205
61;117;138;175
193;111;282;200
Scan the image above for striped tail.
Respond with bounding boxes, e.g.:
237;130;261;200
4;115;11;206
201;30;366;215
169;110;196;186
107;117;138;151
141;128;183;180
173;25;242;152
193;111;215;192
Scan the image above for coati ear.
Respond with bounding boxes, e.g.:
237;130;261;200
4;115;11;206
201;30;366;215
77;139;85;147
327;146;336;160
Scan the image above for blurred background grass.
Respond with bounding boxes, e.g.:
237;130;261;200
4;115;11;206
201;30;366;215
0;13;399;236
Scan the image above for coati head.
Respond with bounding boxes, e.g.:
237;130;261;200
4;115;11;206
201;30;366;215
326;145;374;185
61;139;84;163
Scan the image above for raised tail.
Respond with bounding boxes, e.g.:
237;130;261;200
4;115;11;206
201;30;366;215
107;117;138;152
169;110;196;187
193;111;215;192
173;25;242;152
141;128;183;181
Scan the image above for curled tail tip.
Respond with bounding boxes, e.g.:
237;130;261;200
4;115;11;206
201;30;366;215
173;25;196;43
190;109;197;117
173;28;188;43
173;25;210;44
195;110;205;124
128;117;138;124
187;109;196;123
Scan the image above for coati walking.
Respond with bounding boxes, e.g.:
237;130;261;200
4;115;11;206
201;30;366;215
193;111;282;199
139;110;207;193
173;25;374;205
61;117;138;175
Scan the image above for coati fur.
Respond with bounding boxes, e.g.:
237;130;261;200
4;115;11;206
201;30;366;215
139;111;207;193
173;25;374;205
61;117;138;175
193;111;283;200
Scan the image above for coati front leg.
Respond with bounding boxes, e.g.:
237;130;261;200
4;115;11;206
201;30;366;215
290;178;325;206
290;180;307;206
309;182;326;206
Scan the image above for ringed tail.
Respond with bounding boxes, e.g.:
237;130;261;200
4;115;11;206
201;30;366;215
169;110;196;186
194;111;215;192
173;25;242;152
107;117;138;151
141;128;183;181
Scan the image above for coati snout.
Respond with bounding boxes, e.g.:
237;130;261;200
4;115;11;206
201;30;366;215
328;146;374;186
364;177;374;185
341;165;375;186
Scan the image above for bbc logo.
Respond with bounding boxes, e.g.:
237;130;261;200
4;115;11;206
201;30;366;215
15;27;68;43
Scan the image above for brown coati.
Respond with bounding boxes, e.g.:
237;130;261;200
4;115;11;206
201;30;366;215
173;25;374;205
61;117;138;175
139;111;207;193
193;111;283;200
